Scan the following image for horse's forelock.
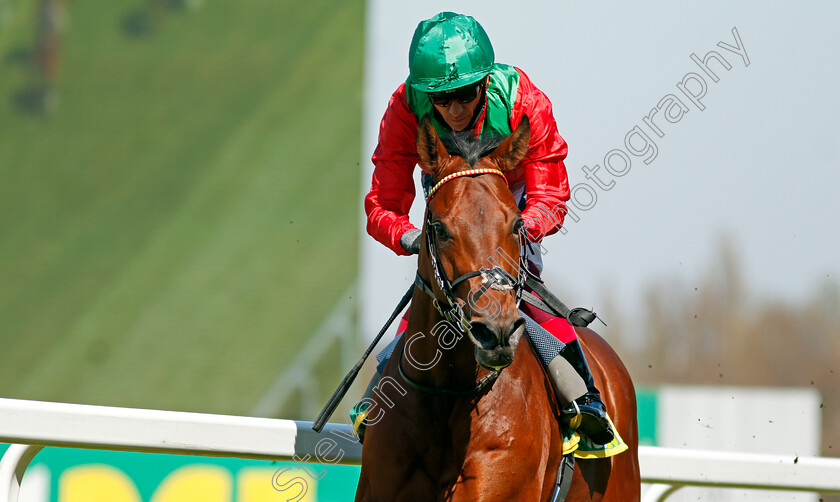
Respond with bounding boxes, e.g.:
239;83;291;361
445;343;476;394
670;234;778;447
439;132;506;168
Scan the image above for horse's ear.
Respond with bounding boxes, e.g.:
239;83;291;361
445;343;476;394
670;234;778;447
491;115;531;171
416;115;449;174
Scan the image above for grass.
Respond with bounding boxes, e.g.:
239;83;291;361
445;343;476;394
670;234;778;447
0;0;364;416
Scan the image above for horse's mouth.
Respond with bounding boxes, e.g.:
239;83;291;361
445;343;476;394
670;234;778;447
475;346;514;371
472;320;524;371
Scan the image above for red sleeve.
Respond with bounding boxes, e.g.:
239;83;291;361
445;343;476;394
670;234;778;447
364;84;421;256
510;69;570;243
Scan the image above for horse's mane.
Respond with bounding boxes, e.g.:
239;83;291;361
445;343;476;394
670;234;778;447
439;132;506;167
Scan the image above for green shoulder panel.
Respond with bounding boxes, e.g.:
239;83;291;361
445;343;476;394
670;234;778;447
405;63;521;140
482;63;520;139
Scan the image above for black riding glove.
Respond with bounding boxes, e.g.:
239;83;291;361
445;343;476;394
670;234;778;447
400;229;422;255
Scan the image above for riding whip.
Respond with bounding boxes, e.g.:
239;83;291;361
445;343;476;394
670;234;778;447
312;283;415;432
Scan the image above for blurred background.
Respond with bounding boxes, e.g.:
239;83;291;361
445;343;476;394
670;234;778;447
1;0;838;500
1;0;363;417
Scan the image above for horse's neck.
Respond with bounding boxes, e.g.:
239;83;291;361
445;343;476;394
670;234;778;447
403;289;480;388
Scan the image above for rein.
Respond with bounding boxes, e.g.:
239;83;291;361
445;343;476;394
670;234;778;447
396;340;501;397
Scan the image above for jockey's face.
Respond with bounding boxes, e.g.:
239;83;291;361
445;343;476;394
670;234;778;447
430;79;485;132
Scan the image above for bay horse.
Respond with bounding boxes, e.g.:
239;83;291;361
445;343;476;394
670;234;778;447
355;116;640;501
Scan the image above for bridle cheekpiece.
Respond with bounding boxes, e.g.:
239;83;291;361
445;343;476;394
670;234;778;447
404;167;531;395
416;167;529;335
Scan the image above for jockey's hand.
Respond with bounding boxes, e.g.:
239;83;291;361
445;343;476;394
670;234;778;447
400;229;422;255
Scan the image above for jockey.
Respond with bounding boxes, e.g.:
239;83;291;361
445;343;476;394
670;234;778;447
354;12;615;446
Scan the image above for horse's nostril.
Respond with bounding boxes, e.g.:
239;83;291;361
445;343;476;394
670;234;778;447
507;317;526;342
469;321;501;350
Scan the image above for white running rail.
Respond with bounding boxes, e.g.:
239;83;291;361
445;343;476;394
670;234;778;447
638;445;840;501
0;397;361;502
2;397;840;502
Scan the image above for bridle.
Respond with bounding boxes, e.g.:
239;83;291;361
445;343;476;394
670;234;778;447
418;167;528;333
312;158;599;432
401;167;531;396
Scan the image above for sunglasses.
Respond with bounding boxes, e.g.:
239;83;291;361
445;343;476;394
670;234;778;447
427;82;484;107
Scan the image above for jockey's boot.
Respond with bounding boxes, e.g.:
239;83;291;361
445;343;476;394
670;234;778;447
548;339;615;446
348;370;382;444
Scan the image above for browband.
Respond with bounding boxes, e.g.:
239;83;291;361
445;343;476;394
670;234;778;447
427;168;506;201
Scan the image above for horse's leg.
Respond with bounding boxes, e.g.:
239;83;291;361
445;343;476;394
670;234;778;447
577;457;611;501
564;467;596;502
354;467;371;502
576;327;641;502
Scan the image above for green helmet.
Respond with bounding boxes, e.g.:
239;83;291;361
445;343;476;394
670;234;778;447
408;12;495;93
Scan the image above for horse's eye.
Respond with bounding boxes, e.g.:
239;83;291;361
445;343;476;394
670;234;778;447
432;222;450;241
513;219;524;234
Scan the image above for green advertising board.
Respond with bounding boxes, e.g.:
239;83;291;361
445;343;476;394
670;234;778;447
0;444;360;502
